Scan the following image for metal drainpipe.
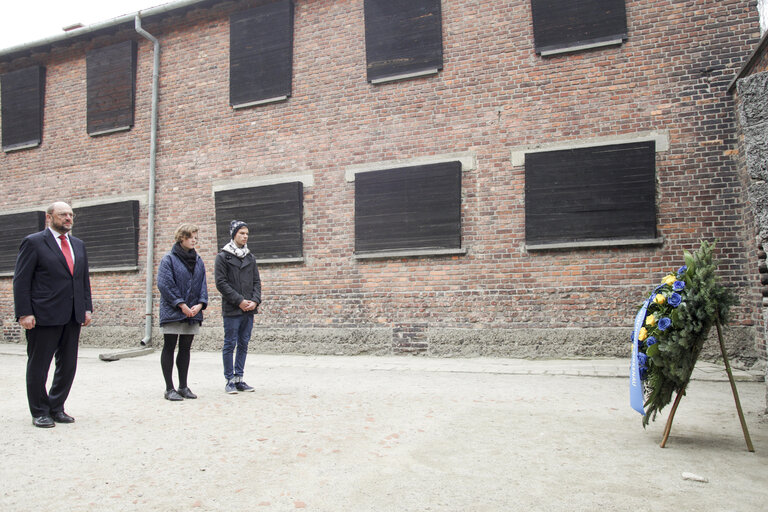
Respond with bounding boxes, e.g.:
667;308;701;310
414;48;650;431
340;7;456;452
135;14;160;346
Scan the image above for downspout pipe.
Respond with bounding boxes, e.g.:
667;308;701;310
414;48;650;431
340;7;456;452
135;14;160;347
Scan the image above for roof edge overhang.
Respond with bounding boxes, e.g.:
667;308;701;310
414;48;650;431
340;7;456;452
0;0;224;64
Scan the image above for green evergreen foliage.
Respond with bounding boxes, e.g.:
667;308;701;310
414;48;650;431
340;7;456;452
636;241;736;427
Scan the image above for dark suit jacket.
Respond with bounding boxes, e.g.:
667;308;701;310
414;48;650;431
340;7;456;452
13;229;93;326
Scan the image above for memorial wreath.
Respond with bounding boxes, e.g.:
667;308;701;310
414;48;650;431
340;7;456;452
631;240;736;427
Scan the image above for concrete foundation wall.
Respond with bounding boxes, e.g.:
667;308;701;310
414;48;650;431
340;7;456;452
62;324;761;368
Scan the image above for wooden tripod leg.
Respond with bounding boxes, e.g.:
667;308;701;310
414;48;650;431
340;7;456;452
660;385;686;448
715;317;755;453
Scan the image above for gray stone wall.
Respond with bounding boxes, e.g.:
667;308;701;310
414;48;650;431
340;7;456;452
739;72;768;240
736;70;768;412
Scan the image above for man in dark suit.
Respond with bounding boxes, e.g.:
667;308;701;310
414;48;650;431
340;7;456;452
13;201;93;428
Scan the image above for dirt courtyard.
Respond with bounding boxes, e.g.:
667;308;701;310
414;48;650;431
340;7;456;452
1;343;766;511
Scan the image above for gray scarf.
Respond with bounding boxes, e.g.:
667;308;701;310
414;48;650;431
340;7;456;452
222;240;250;259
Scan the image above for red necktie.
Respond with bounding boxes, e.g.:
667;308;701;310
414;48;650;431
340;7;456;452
59;235;74;275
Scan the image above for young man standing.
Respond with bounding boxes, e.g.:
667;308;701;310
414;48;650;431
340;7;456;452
215;220;261;394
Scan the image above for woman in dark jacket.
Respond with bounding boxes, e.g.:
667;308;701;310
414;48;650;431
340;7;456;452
157;223;208;401
215;220;261;394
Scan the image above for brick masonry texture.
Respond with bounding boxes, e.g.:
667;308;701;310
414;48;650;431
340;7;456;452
0;0;766;360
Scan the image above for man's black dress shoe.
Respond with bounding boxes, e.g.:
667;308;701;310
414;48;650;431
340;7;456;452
33;416;55;428
52;411;75;423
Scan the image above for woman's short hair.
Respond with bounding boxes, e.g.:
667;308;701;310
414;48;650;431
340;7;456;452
174;223;199;243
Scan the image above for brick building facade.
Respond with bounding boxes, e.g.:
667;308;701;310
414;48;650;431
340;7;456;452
0;0;765;362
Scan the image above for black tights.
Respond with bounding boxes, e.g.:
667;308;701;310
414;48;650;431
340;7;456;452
161;334;194;391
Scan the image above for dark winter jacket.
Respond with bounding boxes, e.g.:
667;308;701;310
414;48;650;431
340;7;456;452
157;249;208;326
214;250;261;317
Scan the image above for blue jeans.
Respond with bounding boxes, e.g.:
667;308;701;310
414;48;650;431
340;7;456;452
222;314;254;381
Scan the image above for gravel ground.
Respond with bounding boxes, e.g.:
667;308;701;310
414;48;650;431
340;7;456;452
0;344;765;512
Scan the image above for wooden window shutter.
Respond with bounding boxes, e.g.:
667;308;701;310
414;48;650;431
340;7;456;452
215;182;304;259
0;211;46;273
530;0;628;55
86;41;137;136
230;0;294;108
355;161;461;253
1;66;45;152
73;201;140;269
364;0;444;83
524;142;656;245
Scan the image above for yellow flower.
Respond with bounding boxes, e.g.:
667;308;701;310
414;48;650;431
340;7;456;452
646;315;656;326
638;327;648;341
654;294;666;305
662;274;676;286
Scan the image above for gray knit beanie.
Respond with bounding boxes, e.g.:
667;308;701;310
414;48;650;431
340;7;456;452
229;220;248;239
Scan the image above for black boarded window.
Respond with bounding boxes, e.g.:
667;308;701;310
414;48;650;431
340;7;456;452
73;201;140;269
215;182;304;260
530;0;627;56
230;0;294;108
364;0;444;83
355;161;461;253
86;41;137;136
1;66;45;152
524;142;656;246
0;211;46;274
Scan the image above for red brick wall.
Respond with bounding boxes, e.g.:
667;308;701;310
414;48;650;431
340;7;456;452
0;0;764;356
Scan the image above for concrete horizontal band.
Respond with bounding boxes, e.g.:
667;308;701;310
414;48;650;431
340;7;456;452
72;194;147;208
0;196;146;216
354;247;467;260
2;141;40;153
510;131;670;167
525;237;664;251
212;173;314;192
231;95;289;109
540;38;625;57
255;257;305;265
0;202;49;216
89;265;139;273
370;68;439;84
345;152;477;182
88;125;132;137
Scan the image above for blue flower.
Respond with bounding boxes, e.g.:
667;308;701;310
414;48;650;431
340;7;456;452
673;280;685;292
638;353;648;366
639;367;648;381
677;265;687;276
667;293;682;308
646;336;657;346
658;317;672;331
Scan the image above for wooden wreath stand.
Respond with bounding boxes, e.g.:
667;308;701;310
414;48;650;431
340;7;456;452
660;314;755;452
